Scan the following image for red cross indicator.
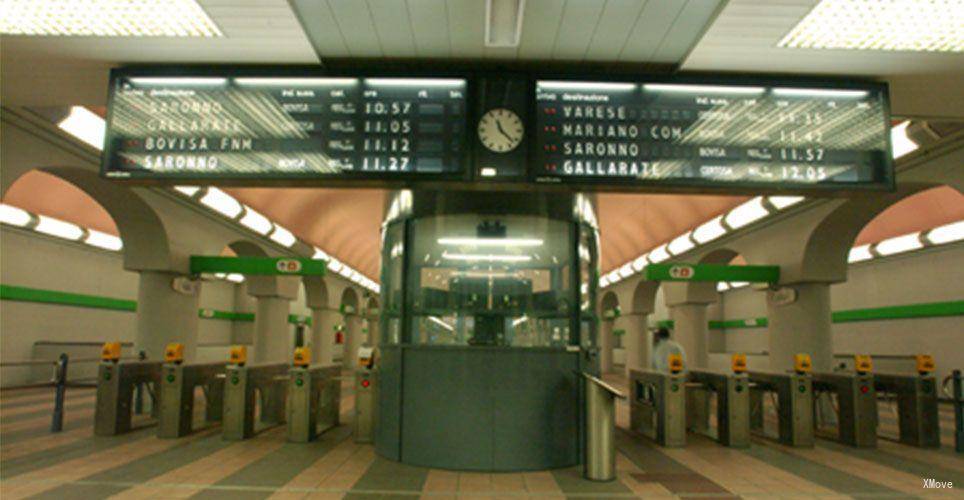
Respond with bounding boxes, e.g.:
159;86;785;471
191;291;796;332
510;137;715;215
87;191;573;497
669;265;694;279
276;259;302;273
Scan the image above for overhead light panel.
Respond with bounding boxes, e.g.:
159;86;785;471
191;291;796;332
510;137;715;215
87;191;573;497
312;247;329;260
269;224;297;247
643;83;765;95
648;244;671;264
57;106;105;150
771;88;868;99
599;276;610;288
891;121;919;159
485;0;525;47
239;207;272;235
606;270;622;285
438;237;542;247
716;282;730;292
129;77;227;86
768;196;806;210
338;266;353;279
925;220;964;245
875;232;924;256
1;0;223;37
848;244;874;263
632;254;649;272
442;252;532;263
0;203;32;227
618;263;634;278
174;185;201;197
667;232;695;256
778;0;963;53
199;188;242;218
84;229;123;251
724;197;769;229
226;273;245;283
729;281;750;289
327;258;343;273
539;81;637;92
693;216;726;244
35;215;84;240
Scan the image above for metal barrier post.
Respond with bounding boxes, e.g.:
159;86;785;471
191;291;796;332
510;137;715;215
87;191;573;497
583;372;626;482
134;351;146;415
954;370;963;453
51;353;68;432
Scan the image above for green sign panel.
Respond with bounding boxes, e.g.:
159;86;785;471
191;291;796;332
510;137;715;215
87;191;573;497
190;256;327;276
644;263;779;283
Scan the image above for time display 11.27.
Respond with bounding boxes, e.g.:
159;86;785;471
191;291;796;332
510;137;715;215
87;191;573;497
533;80;892;190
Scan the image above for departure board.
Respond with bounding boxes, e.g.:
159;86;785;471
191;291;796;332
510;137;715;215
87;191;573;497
533;80;892;190
102;73;467;180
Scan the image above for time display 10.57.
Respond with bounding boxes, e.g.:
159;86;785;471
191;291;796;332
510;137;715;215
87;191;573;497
102;74;467;180
533;80;892;190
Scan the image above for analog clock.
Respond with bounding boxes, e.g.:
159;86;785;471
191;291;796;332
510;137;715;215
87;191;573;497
478;108;523;153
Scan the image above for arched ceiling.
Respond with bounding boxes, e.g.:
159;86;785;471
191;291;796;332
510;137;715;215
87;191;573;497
3;170;117;235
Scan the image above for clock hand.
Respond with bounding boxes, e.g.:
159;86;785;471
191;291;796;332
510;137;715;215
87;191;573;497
495;120;514;142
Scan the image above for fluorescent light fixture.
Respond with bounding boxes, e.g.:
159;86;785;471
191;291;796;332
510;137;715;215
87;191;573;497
729;281;749;289
0;0;223;37
350;271;363;283
692;216;726;244
667;232;695;256
338;266;353;278
511;315;529;327
234;77;357;87
848;244;874;263
57;106;105;150
539;81;636;91
480;167;497;177
768;196;806;210
199;188;242;218
372;284;380;294
174;185;200;197
312;247;329;260
925;220;964;245
632;254;648;272
891;121;919;159
84;229;122;251
485;0;525;47
442;252;531;263
129;77;227;86
778;0;963;53
438;237;543;247
364;78;464;87
717;282;730;292
606;270;622;285
599;276;610;288
875;232;923;256
269;224;296;247
648;244;671;263
643;83;765;95
226;273;245;283
428;316;454;331
239;207;272;235
0;203;32;227
34;215;84;240
772;88;868;99
619;263;634;278
327;258;343;273
724;197;769;229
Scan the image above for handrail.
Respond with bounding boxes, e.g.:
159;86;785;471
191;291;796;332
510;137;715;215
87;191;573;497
579;372;626;399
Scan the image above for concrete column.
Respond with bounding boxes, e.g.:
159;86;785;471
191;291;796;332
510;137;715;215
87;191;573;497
135;271;200;362
767;283;834;372
252;296;291;363
343;315;363;368
599;320;614;374
670;304;710;369
621;313;650;377
309;308;339;365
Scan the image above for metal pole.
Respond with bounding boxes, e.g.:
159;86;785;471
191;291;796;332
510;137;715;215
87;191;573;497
134;350;146;414
954;370;962;453
51;353;69;432
585;378;616;481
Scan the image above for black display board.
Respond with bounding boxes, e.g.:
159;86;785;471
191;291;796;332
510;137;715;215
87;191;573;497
532;79;893;191
103;72;468;181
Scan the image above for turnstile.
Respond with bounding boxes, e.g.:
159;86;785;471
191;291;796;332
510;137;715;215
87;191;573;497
223;363;288;440
94;360;162;436
812;371;877;448
629;369;686;447
747;371;814;447
686;370;750;448
158;361;226;438
874;372;940;448
354;367;376;443
287;364;342;443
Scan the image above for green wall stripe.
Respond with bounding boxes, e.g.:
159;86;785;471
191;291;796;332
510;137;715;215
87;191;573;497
0;284;136;312
1;284;310;325
831;300;964;323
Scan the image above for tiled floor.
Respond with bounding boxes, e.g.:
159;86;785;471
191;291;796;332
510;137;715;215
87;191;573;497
1;374;962;499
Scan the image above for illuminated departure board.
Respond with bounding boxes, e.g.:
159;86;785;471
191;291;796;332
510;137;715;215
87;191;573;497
102;73;467;180
533;80;892;190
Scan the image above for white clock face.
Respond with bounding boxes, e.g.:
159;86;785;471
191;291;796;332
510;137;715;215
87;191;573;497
478;108;523;153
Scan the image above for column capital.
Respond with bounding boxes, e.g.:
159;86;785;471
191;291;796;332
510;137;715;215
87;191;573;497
246;275;299;300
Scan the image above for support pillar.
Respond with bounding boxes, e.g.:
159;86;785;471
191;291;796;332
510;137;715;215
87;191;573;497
670;304;710;369
622;313;650;377
135;271;200;362
343;315;363;369
309;308;339;365
599;320;614;374
767;283;834;372
247;276;299;364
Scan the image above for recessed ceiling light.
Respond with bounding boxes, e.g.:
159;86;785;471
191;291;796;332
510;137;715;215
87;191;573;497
1;0;223;37
58;106;105;150
779;0;963;53
485;0;525;47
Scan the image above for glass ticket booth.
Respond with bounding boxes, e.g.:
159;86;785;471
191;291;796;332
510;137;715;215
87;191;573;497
376;190;600;471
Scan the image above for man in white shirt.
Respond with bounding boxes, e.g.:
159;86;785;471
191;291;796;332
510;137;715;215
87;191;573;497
650;327;686;372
